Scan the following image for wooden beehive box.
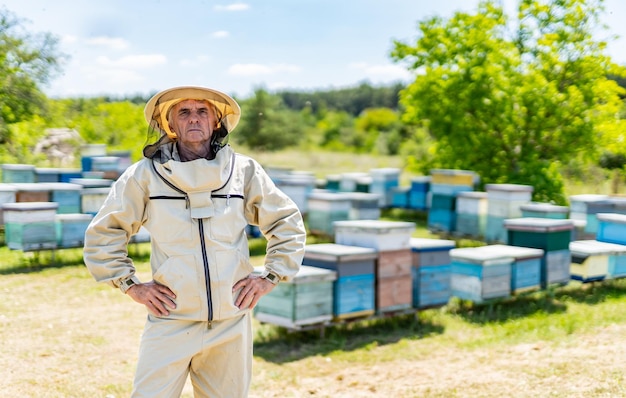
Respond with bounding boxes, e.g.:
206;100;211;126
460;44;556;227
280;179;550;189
486;244;544;293
376;248;413;312
3;202;58;251
0;183;17;225
596;213;626;246
412;265;451;308
410;238;456;268
346;192;381;221
569;240;612;282
302;243;377;319
450;246;513;303
48;182;83;214
409;176;430;211
55;213;94;248
12;183;51;203
306;191;351;236
520;202;569;220
255;265;337;328
80;187;111;215
1;164;36;183
504;218;574;252
333;219;415;251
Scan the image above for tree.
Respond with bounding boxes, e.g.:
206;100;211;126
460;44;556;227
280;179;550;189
391;0;626;204
234;87;305;151
0;8;64;155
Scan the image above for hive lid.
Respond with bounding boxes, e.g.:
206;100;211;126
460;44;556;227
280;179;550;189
333;219;416;232
485;183;534;192
410;237;456;251
597;212;626;224
2;201;58;211
304;243;378;261
503;217;574;231
483;244;544;259
450;246;514;265
570;239;626;255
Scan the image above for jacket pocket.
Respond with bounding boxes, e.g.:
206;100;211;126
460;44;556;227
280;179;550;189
208;194;247;242
213;249;254;319
153;254;204;318
146;195;193;243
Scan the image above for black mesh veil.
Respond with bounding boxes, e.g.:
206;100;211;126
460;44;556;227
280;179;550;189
142;86;241;160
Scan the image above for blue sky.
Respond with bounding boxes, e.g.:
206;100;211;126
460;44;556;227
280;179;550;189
2;0;625;99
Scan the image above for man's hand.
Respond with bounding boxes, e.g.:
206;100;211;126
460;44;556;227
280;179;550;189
126;281;177;316
233;276;276;309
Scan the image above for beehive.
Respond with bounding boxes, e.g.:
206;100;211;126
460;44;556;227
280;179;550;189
409;176;430;210
410;238;456;308
255;265;337;328
376;248;413;312
485;184;533;243
1;164;36;183
55;213;94;248
3;202;58;251
596;213;626;246
504;218;574;287
450;246;513;303
334;219;416;251
302;243;377;319
520;202;569;220
306;191;351;236
48;183;83;214
569;240;614;282
455;191;488;238
485;244;544;293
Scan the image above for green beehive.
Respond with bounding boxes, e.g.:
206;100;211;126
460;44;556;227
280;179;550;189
255;265;336;329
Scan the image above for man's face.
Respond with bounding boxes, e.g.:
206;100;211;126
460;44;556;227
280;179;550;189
168;99;216;146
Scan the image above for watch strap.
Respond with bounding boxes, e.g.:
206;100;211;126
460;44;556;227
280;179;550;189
260;269;280;285
118;275;140;293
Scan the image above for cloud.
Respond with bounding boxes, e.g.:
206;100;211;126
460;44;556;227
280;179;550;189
95;54;167;69
85;36;130;51
212;31;230;39
228;63;300;76
214;3;249;11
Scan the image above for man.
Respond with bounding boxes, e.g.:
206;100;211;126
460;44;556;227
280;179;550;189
83;86;306;397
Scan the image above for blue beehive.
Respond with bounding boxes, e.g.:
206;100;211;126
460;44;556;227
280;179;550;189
302;243;377;319
485;244;543;293
409;176;430;210
596;213;626;246
391;186;410;209
410;238;456;308
48;183;83;214
450;246;513;303
369;168;400;207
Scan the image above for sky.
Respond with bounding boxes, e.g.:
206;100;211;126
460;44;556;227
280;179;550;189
1;0;625;100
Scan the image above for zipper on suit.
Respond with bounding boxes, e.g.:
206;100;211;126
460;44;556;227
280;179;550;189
198;219;213;328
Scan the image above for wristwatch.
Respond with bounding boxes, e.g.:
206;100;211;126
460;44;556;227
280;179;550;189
118;275;141;293
260;269;281;285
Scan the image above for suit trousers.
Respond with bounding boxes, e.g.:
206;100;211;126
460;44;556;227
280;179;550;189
131;312;253;398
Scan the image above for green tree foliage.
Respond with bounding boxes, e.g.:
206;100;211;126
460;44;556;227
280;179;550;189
0;8;64;160
234;87;306;151
278;82;404;116
391;0;626;204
